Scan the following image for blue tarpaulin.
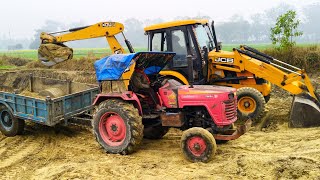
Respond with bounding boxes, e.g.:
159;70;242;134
144;66;162;75
94;52;175;81
94;53;136;81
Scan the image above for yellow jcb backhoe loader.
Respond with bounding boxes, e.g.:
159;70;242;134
38;22;134;66
144;19;320;127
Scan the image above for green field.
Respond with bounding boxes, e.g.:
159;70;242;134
0;45;268;60
0;43;317;60
0;47;147;60
0;65;16;69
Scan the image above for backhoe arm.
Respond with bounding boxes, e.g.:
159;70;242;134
225;46;320;127
231;47;318;100
38;22;134;66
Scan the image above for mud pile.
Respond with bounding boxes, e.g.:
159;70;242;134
38;44;73;63
0;70;97;99
26;57;98;72
0;55;32;67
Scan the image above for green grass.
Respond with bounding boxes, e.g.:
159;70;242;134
0;44;318;60
0;65;16;69
221;44;272;51
0;47;148;60
221;43;320;51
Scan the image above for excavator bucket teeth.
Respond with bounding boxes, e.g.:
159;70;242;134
289;95;320;128
38;43;73;67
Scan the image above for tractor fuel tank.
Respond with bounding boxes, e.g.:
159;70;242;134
160;112;184;127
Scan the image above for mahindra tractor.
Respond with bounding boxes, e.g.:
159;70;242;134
91;52;251;162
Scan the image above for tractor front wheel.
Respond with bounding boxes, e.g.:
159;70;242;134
92;99;143;155
181;127;217;163
237;87;266;121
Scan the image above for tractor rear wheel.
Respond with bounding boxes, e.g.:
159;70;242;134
144;123;169;139
0;105;25;137
237;87;265;121
92;99;143;155
181;127;217;163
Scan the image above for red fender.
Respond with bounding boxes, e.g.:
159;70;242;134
93;91;143;115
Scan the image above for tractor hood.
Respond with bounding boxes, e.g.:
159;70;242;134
94;52;175;81
178;85;237;95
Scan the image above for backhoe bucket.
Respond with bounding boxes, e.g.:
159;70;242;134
289;95;320;128
38;43;73;67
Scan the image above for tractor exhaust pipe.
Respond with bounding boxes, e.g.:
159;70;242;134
187;55;194;88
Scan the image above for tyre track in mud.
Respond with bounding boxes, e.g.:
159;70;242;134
0;124;98;179
0;122;320;179
0;135;46;179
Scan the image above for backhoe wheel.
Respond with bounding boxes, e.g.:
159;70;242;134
236;87;266;121
92;99;143;155
0;105;25;137
181;127;217;163
143;123;169;139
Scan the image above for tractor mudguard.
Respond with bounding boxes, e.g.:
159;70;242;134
0;101;14;114
93;92;143;115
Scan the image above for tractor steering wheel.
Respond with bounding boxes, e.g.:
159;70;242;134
150;75;166;90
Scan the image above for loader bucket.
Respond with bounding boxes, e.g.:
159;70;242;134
289;95;320;128
38;43;73;67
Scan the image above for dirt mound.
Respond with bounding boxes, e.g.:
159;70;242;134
38;43;73;62
0;69;98;100
0;69;97;85
274;156;320;179
0;55;32;67
26;57;98;72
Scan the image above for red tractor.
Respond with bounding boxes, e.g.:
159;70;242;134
92;52;251;162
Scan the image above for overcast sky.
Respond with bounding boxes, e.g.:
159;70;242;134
0;0;318;39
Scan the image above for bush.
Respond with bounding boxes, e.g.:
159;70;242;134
0;55;32;66
263;45;320;72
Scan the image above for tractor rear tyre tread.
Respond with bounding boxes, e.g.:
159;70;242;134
144;124;169;139
0;105;25;137
92;99;143;155
237;87;266;121
181;127;217;163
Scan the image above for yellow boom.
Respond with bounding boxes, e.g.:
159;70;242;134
38;22;134;66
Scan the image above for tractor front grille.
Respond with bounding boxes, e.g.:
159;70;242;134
223;99;237;121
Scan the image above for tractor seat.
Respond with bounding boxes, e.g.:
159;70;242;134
128;84;148;99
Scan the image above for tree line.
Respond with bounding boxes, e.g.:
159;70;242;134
0;3;319;50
